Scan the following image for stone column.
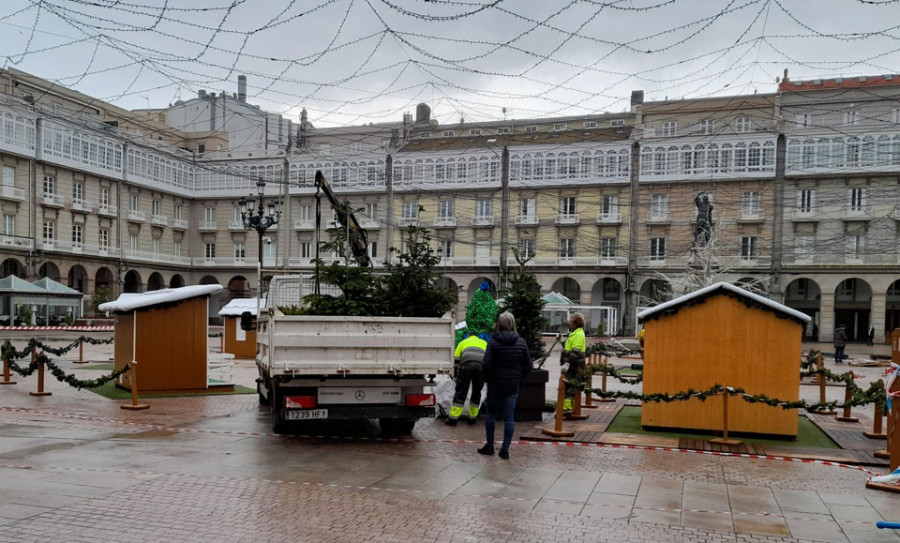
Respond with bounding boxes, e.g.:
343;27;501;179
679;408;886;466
871;290;887;345
820;291;835;343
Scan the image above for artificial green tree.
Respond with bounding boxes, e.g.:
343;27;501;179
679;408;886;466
456;280;499;344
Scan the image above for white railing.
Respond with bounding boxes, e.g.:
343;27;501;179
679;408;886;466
596;212;622;224
555;213;580;225
0;235;33;249
98;204;117;217
198;220;218;230
399;217;418;227
293;219;314;230
127;210;146;222
842;205;871;220
738;209;764;222
172;218;189;229
514;214;538;226
71;199;92;213
791;209;817;221
0;186;26;201
151;214;168;226
228;220;244;230
42;193;65;207
471;215;494;227
433;217;457;227
358;217;379;229
647;211;670;223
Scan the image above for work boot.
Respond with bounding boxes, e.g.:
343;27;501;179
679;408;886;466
445;418;458;426
466;417;477;425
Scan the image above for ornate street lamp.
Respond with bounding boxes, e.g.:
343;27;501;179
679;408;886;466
238;179;282;314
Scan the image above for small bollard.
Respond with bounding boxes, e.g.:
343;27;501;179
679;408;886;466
1;353;16;385
582;355;598;409
121;360;150;411
835;372;859;423
568;386;588;421
29;351;52;397
710;387;741;446
865;379;887;439
541;374;574;438
595;356;616;403
73;341;88;365
815;352;836;415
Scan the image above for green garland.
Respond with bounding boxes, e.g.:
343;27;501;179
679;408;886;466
590;362;643;384
2;339;128;389
585;342;642;358
2;336;113;360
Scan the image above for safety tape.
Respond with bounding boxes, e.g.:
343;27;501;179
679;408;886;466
0;405;886;478
0;326;114;331
0;461;882;526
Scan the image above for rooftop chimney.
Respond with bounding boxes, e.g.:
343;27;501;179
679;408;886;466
415;103;431;125
630;90;644;112
238;75;247;103
198;89;207;98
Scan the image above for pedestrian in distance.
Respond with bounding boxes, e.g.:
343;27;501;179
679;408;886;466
478;311;533;460
867;325;875;346
446;331;488;426
833;324;848;364
561;312;587;414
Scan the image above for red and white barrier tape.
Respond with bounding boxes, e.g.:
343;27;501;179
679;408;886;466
0;325;114;331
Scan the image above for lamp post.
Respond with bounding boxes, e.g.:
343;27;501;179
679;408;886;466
239;179;282;315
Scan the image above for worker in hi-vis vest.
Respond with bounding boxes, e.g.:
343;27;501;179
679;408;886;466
446;333;488;426
560;312;586;413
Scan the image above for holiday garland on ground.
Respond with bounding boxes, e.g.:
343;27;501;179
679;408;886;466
2;338;127;389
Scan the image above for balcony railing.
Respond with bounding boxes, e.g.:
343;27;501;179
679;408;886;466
151;214;168;226
127;210;146;223
646;211;670;223
125;249;190;265
42;193;65;208
783;252;899;266
98;204;117;217
433;217;457;228
228;220;244;230
554;213;580;225
399;217;418;227
293;219;314;230
471;215;494;227
514;214;538;226
791;208;817;221
737;209;764;222
0;235;33;250
596;212;622;224
842;205;871;220
198;220;218;231
172;218;189;229
71;199;92;213
0;186;26;201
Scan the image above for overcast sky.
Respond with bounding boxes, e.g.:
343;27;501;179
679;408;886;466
2;0;899;127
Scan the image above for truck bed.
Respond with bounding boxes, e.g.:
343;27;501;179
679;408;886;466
258;314;454;376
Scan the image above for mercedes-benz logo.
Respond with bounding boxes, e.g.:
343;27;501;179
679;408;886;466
354;390;366;401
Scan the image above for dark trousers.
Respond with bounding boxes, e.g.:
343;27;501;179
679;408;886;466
484;386;518;452
834;346;846;363
451;361;483;414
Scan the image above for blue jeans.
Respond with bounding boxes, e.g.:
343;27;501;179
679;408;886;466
835;346;845;363
484;387;518;452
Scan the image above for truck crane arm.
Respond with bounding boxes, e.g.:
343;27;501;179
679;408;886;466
314;170;371;267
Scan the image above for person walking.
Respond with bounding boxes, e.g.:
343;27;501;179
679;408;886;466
478;312;533;460
834;324;848;364
868;325;875;346
561;312;587;414
446;332;488;426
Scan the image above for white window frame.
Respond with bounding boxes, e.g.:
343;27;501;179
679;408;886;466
2;213;14;236
99;229;109;249
71;224;82;248
439;199;454;218
741;191;761;215
741;236;758;260
42;221;54;243
43;175;54;195
559;238;575;259
1;166;14;187
476;199;492;218
234;242;245;261
662;121;677;137
735;116;751;133
519;238;535;259
402;202;418;219
204;242;216;260
560;196;576;215
650;193;668;218
600;237;616;258
129;194;139;212
798;189;814;212
699;120;714;135
650;237;666;261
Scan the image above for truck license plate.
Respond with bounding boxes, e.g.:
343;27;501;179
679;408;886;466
285;409;328;420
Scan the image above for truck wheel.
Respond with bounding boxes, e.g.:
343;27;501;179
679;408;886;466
257;378;271;405
380;419;416;435
271;391;287;434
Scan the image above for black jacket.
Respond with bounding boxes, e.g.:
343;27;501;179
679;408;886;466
483;331;533;396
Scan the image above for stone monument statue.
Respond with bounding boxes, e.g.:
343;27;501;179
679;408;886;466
694;193;713;246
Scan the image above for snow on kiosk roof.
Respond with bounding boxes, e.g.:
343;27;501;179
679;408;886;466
637;282;811;325
99;285;223;313
218;298;264;317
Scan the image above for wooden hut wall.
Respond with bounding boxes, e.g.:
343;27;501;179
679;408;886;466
223;316;257;358
113;312;135;388
114;297;209;393
641;294;802;437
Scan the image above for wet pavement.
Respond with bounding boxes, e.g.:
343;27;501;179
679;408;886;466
0;333;898;543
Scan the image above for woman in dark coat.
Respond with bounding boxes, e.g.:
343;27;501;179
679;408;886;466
478;311;533;460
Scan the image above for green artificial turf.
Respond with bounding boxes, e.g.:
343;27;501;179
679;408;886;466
79;363;115;371
607;406;838;448
87;380;256;400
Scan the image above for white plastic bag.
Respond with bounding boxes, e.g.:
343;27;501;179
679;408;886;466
435;378;486;417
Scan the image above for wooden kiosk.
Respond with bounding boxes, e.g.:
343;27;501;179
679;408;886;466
638;282;811;439
217;298;261;359
99;285;224;394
